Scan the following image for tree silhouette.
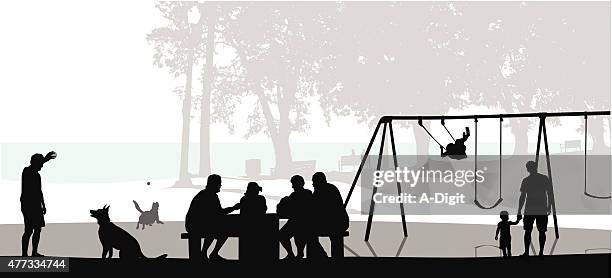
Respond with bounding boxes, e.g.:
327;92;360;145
430;2;609;153
148;2;245;183
222;3;339;176
556;3;610;152
319;2;610;155
196;2;216;178
318;2;468;155
148;1;201;186
147;2;609;183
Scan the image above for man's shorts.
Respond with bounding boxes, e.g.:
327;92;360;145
21;204;45;230
523;215;548;232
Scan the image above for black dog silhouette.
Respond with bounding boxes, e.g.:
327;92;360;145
90;205;167;259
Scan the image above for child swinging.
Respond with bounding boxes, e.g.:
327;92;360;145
418;118;470;160
441;127;470;160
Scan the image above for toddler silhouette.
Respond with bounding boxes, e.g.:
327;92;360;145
495;210;522;257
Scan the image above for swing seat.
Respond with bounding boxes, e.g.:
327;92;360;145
446;154;468;160
584;192;612;200
474;198;503;210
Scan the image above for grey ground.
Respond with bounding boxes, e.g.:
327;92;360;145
0;221;608;258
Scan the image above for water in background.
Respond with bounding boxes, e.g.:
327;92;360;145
1;142;557;183
1;143;366;183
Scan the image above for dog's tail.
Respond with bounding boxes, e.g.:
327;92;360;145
138;248;167;259
133;200;143;213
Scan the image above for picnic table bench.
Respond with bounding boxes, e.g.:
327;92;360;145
180;214;349;260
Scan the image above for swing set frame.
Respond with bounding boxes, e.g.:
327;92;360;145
342;111;611;242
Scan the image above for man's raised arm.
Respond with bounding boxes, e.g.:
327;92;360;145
42;151;57;164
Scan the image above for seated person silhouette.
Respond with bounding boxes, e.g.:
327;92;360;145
308;172;349;258
185;174;239;261
278;175;313;260
237;182;267;216
441;127;470;160
495;211;522;257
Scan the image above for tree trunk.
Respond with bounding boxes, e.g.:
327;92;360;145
256;85;293;177
413;121;432;157
510;118;530;155
176;51;194;187
199;8;216;178
273;84;293;176
589;117;610;154
271;129;293;177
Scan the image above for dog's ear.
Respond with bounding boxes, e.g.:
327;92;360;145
103;205;109;211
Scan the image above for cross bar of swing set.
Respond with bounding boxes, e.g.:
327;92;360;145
379;110;610;122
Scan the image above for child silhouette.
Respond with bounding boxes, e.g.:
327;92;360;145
441;127;470;160
237;182;267;216
495;210;522;257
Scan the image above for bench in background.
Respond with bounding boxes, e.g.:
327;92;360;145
271;160;316;177
339;155;361;172
562;140;582;152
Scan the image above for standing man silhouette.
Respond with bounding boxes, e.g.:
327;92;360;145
517;161;553;257
21;151;56;257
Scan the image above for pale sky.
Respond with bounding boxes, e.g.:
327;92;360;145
0;1;606;145
0;1;378;144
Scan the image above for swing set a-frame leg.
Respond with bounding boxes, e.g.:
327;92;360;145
365;123;387;241
362;119;409;241
389;121;408;238
344;121;382;208
535;116;560;239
